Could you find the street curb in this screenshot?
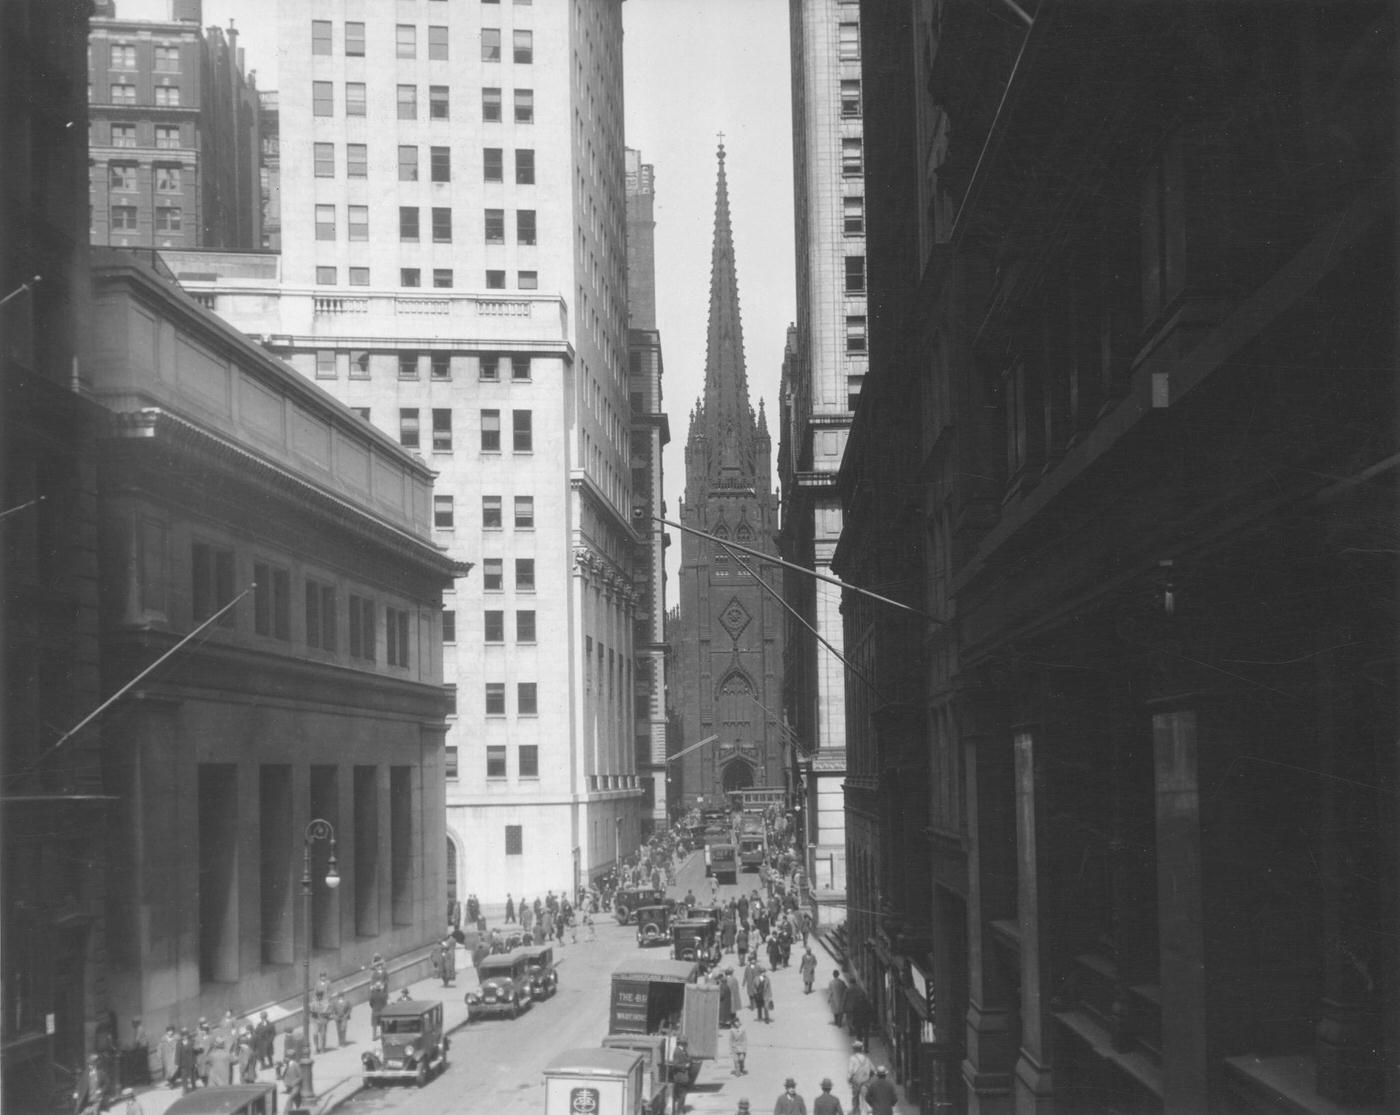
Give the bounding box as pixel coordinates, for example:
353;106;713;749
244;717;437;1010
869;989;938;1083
309;1012;476;1115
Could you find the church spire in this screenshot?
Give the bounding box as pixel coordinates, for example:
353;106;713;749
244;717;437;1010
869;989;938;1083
700;139;755;482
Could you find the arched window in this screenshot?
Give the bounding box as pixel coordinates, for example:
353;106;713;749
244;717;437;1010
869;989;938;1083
736;523;753;542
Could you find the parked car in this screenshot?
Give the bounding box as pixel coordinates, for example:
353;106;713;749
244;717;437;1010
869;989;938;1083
614;886;665;925
166;1084;279;1115
360;999;448;1088
634;905;672;947
519;943;559;999
466;949;535;1019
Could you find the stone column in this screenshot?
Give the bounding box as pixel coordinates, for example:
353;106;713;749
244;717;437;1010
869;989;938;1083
962;695;1017;1115
1012;727;1054;1115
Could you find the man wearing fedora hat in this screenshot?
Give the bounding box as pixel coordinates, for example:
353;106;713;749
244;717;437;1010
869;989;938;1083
863;1066;897;1115
774;1076;807;1115
814;1077;844;1115
735;1101;751;1114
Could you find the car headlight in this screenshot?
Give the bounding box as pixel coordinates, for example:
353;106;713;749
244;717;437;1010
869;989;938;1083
405;1044;417;1060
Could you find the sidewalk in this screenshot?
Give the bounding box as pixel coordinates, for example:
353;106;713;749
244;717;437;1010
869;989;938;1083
128;966;476;1115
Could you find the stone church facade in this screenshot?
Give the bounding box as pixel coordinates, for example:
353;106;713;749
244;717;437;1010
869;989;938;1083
674;145;787;809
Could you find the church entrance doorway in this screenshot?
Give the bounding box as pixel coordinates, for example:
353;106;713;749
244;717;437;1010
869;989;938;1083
722;760;755;793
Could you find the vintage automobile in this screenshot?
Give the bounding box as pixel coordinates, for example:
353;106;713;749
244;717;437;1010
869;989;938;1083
360;998;448;1088
634;904;672;947
519;943;559;999
705;841;738;884
466;949;535;1018
670;918;718;964
614;886;665;925
166;1084;280;1115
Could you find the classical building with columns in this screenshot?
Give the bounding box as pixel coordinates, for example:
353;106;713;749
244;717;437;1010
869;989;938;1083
674;145;787;808
841;2;1396;1112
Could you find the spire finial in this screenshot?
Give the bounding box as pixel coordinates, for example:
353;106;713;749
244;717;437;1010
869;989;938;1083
717;131;726;160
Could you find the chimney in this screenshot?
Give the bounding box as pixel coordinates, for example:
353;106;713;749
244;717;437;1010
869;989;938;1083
93;0;117;17
171;0;202;23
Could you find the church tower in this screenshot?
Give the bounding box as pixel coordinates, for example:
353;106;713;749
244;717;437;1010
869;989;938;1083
675;143;786;809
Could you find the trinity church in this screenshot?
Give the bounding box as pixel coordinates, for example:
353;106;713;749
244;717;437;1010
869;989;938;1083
673;145;787;808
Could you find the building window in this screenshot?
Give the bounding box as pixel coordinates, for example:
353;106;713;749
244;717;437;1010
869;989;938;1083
429;86;449;119
505;825;522;855
315;348;336;376
842;137;863;176
487;747;507;779
484;610;504;642
482;495;502;529
112;124;137;148
516;210;536;245
312;20;332;54
518;271;538;290
484;209;505;243
397;84;417;119
314;142;335;178
399;354;421;381
399;206;419;242
347;143;367;179
434;495;455;529
486;270;506;289
346;82;366;116
349;267;370;287
840;79;861;117
445;747;458;778
513;30;533;63
349;351;370;379
348;205;369;241
191;541;235;625
511;356;530;380
155;166;181;193
481;28;501;61
512;410;532;452
519;745;538;776
396;24;416;58
432;408;453;451
306;580;337;651
445;684;457;715
515;149;535;184
484;148;503;182
400;268;421;288
397;145;419;182
432;269;454;290
352;407;370;420
429;25;448;59
111;83;136;105
315;267;337;287
514;89;534;123
399;407;420;447
314;205;335;240
481;410;501;451
432;207;453;243
514;495;534;529
109;164;137;192
155;206;182;233
313;81;333;116
345;22;365;56
154;45;180;72
485;684;506;715
442;609;456;643
431;146;451;182
111;205;138;230
154;86;180;107
432;352;452;377
516;610;536;643
111;44;136;68
480;355;500;380
515;558;535;591
838;22;860;60
845;255;865;293
844;196;864;235
155;125;180;149
252;563;292;640
482;558;503;591
385;607;410;668
348;594;376;660
845;315;867;353
482;87;502;122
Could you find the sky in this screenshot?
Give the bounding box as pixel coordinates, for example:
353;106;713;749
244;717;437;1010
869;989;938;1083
118;0;797;590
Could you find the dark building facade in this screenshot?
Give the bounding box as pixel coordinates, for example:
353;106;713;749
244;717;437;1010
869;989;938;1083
838;1;1397;1112
88;0;262;251
675;145;787;808
2;1;107;1108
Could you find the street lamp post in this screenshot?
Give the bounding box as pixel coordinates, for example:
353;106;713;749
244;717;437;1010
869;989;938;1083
301;818;339;1101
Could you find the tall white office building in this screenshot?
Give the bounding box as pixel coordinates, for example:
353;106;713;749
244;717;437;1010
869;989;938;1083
174;0;642;902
